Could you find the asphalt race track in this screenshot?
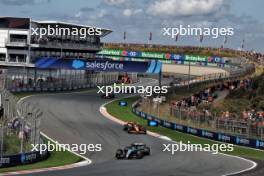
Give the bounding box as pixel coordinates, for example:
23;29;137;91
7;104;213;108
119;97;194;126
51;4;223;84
20;79;255;176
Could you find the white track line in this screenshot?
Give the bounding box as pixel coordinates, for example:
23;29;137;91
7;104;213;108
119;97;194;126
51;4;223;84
5;77;257;175
5;79;148;175
221;153;257;176
1;160;90;176
1;93;93;175
99;96;257;176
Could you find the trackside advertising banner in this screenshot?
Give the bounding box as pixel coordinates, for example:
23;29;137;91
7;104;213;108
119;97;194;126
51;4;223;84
105;56;224;67
97;49;225;64
34;57;162;73
0;150;48;168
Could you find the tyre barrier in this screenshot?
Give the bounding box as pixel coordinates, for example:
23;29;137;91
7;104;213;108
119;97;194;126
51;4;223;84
0;148;49;168
132;101;264;150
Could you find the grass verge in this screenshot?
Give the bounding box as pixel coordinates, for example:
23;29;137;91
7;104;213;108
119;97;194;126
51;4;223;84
105;96;264;161
0;145;82;173
0;92;84;173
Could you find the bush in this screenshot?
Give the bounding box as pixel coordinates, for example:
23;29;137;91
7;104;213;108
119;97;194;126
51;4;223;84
256;100;264;111
226;89;248;99
256;80;264;96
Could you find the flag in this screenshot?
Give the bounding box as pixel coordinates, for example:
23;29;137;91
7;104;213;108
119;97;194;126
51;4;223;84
224;35;227;44
175;33;179;42
123;31;126;40
199;34;203;43
241;39;245;49
221;35;227;49
149;32;152;41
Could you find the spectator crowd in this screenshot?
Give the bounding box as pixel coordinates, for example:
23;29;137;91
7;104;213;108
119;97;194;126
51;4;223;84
170;78;264;135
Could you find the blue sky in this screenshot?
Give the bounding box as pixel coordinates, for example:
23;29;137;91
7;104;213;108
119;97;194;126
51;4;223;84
0;0;263;53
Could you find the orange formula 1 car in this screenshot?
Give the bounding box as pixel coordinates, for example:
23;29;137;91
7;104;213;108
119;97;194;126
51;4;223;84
123;122;147;134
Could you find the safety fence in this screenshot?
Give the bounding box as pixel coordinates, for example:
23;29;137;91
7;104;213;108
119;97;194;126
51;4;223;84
139;63;262;140
171;62;255;88
0;70;48;168
132;101;264;150
4;68;128;93
167;63;262;140
170;108;264;140
131;61;262;149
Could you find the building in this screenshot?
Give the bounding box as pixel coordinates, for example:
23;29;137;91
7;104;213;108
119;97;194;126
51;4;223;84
0;17;111;67
0;17;120;92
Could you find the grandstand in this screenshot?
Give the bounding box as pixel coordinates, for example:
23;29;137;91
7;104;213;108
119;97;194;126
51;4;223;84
0;17;119;91
0;18;262;92
0;17;111;67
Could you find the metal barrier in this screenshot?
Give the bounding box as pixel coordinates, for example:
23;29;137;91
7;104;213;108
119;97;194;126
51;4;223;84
132;101;264;150
5;69;120;93
131;60;262;149
172;63;255;87
0;70;48;168
169;108;264;140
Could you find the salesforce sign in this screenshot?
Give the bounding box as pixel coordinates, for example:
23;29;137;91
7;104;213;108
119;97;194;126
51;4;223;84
86;60;124;71
35;57;162;73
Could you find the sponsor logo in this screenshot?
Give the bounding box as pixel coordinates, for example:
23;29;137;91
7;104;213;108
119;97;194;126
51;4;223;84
236;137;250;145
163;121;172;128
218;134;231;142
202;130;214;138
146;115;153;120
174;124;184;131
72;60;85;69
119;101;127;107
256;140;264;148
86;61;124;71
187;127;198;134
141;112;146;118
148;120;158;127
21;153;37;163
0;157;10;167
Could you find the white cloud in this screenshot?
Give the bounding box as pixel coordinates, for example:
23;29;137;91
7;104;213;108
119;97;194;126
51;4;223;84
75;12;82;18
147;0;224;17
104;0;127;6
123;8;142;17
123;9;132;16
0;0;50;5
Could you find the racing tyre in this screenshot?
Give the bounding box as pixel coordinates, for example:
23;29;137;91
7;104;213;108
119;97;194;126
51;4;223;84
144;147;150;155
143;128;147;134
123;125;128;131
116;149;124;159
136;151;144;159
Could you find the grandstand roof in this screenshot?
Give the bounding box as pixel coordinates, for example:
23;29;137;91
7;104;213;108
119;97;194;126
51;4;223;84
0;17;112;37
